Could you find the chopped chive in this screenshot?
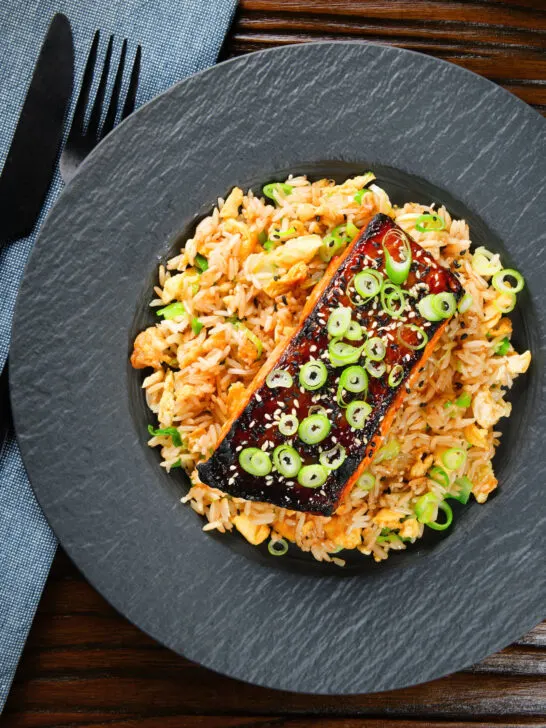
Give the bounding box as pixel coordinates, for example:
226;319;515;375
495;337;510;356
191;317;203;335
156;302;186;319
195;253;209;272
148;424;183;448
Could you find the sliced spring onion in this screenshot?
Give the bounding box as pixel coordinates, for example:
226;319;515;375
257;230;267;245
354;187;372;204
273;445;302;478
346;400;372;429
374;438;401;463
269;225;297;241
263;239;276;252
455;391;472;408
492;268;525;294
195;253;209;272
328;338;363;367
382;229;412;285
345;320;364;341
364;337;386;361
337;365;368;407
191;317;203;336
493;292;516;313
356;472;375;491
380;282;406;318
425;501;453;531
238;447;272;476
298;414;331;445
268;538;289;556
388;364;404;388
365;359;386;378
299;360;328;390
415;213;445;233
353;269;383;300
237;323;263;360
266;369;293;389
319;232;344;262
319;222;359;262
327;306;352;337
278;414;298;436
147;424;183;447
448;475;473;504
415;492;439;523
428;466;450;489
298;464;329;488
458;292;473;313
441;447;467;471
308;405;328;417
471;246;502;276
397;324;428;351
262;182;293;202
170;459;183;469
417;294;442;322
340;365;368;393
433;292;457;318
495;337;510;356
156;302;186;319
319;443;347;470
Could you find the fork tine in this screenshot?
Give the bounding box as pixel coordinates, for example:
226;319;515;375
121;45;142;120
68;30;100;138
87;35;114;139
102;39;127;137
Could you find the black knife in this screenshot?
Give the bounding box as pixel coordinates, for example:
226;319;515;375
0;13;74;245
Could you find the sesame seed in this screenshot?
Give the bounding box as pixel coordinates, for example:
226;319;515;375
310;345;317;352
235;445;242;452
294;399;300;408
265;414;272;421
228;477;235;485
255;394;262;402
249;421;255;428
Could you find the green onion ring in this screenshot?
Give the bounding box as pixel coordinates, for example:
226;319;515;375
415;213;445;233
441;447;467;471
458;292;473;313
356;471;375;491
425;501;453;531
364;336;386;361
266;369;293;388
298;464;329;488
397;324;429;351
319;443;347;470
346;400;372;429
299;360;328;390
298;414;331;445
327;306;352;337
365;359;386;378
278;414;298;436
239;447;272;476
328;338;363;367
268;538;289;556
273;445;302;478
388;364;404;388
448;475;473;504
492;268;525;294
382;229;412;285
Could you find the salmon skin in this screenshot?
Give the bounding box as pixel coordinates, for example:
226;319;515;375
198;213;463;515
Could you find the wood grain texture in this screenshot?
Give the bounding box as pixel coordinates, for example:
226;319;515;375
4;2;546;725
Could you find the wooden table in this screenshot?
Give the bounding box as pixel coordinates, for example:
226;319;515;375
4;2;546;725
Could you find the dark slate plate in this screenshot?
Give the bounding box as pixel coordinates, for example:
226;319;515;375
9;42;546;694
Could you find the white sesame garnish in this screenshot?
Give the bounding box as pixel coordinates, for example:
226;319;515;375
310;345;317;353
228;477;235;485
294;399;300;408
235;445;242;452
255;394;262;402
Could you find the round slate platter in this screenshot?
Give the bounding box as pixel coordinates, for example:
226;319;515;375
10;42;546;694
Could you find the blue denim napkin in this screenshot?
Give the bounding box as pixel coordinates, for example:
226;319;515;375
0;0;237;709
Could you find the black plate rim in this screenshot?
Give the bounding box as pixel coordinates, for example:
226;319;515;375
9;41;546;695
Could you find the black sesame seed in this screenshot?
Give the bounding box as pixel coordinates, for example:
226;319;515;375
454;381;463;390
461;333;468;340
454;261;461;269
315;215;321;222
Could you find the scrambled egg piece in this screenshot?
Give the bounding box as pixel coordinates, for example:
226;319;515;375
399;518;420;540
131;327;169;369
324;515;361;550
220;187;244;219
372;508;404;530
243;234;322;291
226;382;246;417
472;389;511;429
507;350;531;376
233;515;270;545
264;261;309;298
464;423;489;449
272;519;296;543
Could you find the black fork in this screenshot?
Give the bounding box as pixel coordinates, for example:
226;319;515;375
60;32;141;184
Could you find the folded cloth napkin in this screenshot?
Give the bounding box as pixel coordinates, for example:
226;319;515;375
0;0;237;709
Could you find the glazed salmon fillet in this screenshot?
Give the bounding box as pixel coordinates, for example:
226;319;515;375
197;213;463;515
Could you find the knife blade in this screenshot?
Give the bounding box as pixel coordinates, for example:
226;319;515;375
0;13;74;245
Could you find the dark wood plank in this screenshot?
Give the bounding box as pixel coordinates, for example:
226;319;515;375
5;3;546;725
